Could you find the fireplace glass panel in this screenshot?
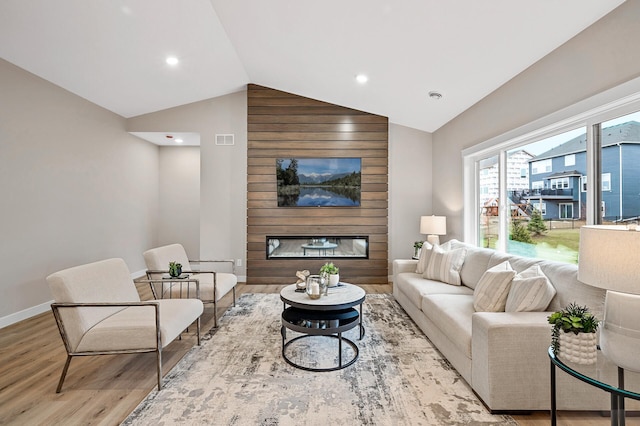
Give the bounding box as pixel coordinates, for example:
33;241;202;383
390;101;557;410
266;236;368;259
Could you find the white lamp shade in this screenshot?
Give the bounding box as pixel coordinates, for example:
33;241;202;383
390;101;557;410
577;225;640;294
600;291;640;372
420;216;446;236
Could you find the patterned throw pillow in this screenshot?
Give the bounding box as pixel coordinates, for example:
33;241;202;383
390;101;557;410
505;265;556;312
423;244;466;285
473;261;516;312
414;241;433;274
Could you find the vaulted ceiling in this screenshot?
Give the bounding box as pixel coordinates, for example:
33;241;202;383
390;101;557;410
0;0;626;133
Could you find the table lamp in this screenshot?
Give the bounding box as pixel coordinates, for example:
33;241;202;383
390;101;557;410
420;215;447;246
577;225;640;372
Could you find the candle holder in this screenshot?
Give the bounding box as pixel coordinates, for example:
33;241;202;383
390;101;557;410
305;275;326;299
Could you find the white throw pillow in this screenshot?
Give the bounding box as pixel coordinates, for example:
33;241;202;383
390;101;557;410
473;261;516;312
505;265;556;312
423;244;466;286
414;241;433;274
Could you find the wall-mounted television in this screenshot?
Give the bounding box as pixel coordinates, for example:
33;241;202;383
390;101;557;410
276;158;361;207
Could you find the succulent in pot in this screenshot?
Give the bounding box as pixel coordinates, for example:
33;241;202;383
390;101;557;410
168;261;183;277
548;302;599;364
319;262;340;287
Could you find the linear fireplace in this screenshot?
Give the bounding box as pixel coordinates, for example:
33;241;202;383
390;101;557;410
266;236;369;259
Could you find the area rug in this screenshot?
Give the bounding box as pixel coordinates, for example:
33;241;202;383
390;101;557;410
123;294;516;426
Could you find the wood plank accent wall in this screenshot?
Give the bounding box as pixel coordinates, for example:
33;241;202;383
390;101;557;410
247;84;389;285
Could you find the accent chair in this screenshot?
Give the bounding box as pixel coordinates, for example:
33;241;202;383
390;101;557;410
143;243;237;327
46;258;203;392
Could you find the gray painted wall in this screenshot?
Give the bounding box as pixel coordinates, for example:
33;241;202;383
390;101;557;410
127;92;248;277
0;58;160;325
157;146;200;257
389;123;433;263
432;1;640;240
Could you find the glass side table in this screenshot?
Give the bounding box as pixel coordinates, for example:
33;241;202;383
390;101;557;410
549;347;640;426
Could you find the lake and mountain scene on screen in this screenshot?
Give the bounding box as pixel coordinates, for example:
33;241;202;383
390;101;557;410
276;158;361;207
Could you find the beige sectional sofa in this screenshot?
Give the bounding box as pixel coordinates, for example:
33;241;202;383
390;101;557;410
393;239;637;412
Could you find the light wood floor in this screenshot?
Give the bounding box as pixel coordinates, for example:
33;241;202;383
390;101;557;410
0;282;617;425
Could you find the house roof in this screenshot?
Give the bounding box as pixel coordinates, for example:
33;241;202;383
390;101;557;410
531;121;640;161
546;170;582;178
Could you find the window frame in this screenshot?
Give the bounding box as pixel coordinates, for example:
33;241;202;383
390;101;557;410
462;76;640;249
559;203;574;219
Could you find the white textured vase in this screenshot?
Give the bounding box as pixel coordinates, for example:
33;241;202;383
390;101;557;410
557;332;597;365
328;274;340;287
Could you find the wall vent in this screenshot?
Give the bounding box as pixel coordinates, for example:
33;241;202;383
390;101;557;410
215;134;235;146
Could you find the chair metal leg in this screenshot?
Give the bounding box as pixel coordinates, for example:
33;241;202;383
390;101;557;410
56;355;73;393
233;286;236;307
157;348;163;391
197;316;201;346
214;299;218;328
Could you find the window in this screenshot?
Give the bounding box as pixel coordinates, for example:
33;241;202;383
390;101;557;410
464;82;640;266
478;155;500;248
564;154;576;166
533;202;547;215
583;174;612;192
559;203;573;219
602;173;611;192
550;177;569;189
531;159;552;174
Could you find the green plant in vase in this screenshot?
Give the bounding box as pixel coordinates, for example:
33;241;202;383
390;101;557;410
319;262;340;287
168;261;182;277
413;241;424;258
548;302;599;364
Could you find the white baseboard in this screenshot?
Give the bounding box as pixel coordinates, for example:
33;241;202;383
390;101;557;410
0;300;53;329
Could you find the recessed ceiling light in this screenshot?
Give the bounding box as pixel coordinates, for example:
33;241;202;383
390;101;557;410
428;91;443;100
166;56;179;66
175;138;183;143
356;74;368;84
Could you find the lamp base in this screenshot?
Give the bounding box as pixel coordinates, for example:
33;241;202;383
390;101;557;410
426;235;440;246
601;291;640;373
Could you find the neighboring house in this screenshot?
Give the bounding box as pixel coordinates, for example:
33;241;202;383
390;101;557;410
479;149;533;206
524;121;640;221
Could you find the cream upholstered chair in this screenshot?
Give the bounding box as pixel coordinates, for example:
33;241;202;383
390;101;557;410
46;258;203;393
143;243;237;327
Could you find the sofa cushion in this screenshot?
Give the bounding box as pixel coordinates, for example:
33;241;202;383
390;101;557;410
505;265;556;312
423;245;467;285
488;251;541;274
473;261;516;312
395;272;474;308
540;261;605;316
450;240;496;290
422;294;474;358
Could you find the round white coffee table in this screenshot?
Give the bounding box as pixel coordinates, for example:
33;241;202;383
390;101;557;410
280;282;365;371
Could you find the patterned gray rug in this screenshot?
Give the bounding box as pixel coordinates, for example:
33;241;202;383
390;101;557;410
123;294;516;426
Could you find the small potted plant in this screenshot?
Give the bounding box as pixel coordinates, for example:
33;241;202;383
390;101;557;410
413;241;424;258
319;262;340;287
168;261;182;278
548;302;599;365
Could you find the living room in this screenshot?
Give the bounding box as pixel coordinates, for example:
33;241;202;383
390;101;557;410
2;1;640;424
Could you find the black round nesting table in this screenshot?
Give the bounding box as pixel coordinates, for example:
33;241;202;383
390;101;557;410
280;283;365;372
